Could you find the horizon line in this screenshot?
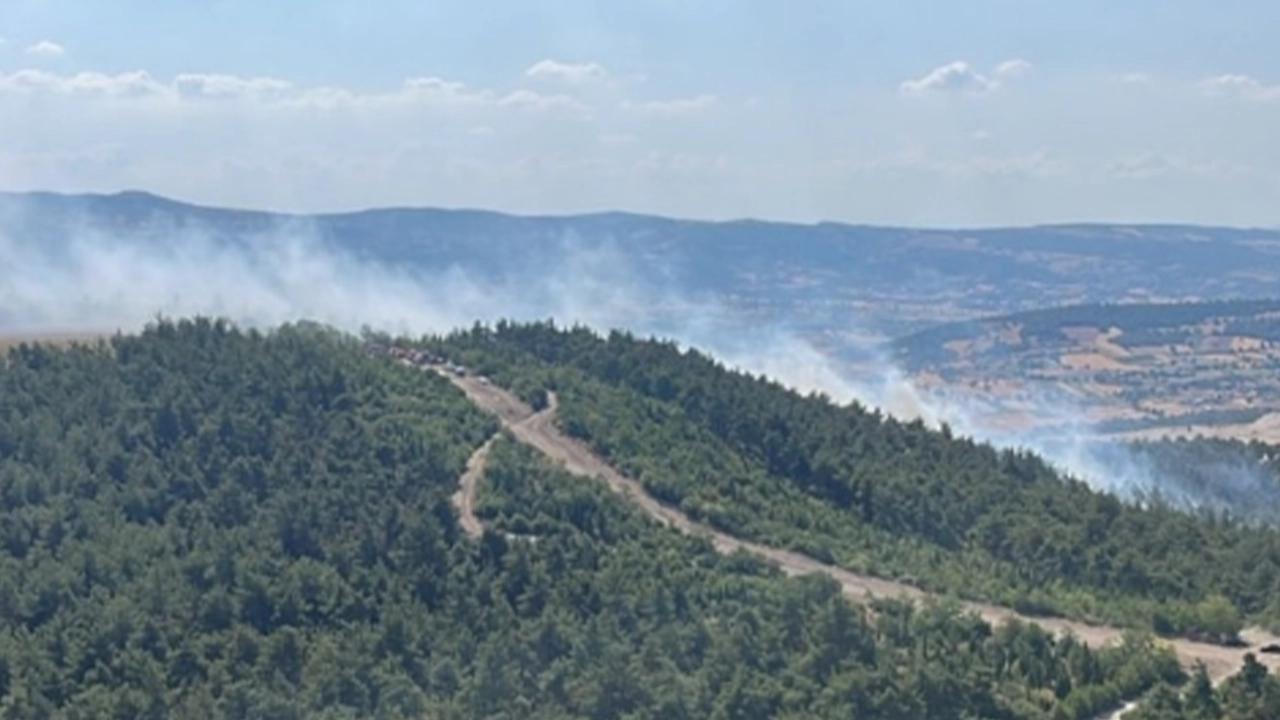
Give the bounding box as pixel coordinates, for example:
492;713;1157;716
4;186;1279;234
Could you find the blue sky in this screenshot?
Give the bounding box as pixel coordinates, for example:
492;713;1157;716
2;1;1279;225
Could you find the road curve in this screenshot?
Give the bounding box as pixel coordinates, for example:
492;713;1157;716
432;364;1280;686
452;435;497;540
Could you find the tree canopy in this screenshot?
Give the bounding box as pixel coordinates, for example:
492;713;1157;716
432;321;1280;636
0;318;1204;718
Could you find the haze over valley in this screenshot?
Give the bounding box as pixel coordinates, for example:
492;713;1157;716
7;190;1280;516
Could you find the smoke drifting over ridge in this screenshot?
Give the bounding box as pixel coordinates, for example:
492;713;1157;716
0;208;665;337
3;200;1277;519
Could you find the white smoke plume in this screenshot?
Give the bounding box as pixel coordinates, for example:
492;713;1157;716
2;198;1276;519
0;205;670;337
726;337;1280;520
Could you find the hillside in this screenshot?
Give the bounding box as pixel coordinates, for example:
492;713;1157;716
4;319;1279;718
6;191;1280;340
428;322;1280;636
0;319;1213;719
892;300;1280;441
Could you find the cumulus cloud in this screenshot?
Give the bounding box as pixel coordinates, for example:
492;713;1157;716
900;61;994;96
25;40;65;58
994;58;1033;79
1200;73;1280;101
0;69;168;97
525;59;608;84
899;59;1031;96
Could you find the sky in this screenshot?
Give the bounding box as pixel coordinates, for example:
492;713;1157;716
2;1;1279;226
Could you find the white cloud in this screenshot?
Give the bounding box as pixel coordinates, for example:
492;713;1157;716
0;68;506;110
525;59;608;84
900;61;994;96
1200;74;1280;101
0;69;168;97
402;76;469;96
3;59;1277;226
899;59;1031;96
0;66;595;119
622;94;718;117
994;58;1033;79
277;76;497;110
175;73;293;99
25;40;65;58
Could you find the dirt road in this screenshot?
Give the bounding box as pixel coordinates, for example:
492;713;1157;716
451;435;497;540
434;365;1280;686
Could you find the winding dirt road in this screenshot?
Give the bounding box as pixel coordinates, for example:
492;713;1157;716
451;435;496;540
432;364;1280;687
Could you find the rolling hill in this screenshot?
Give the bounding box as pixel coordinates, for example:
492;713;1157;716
6;190;1280;340
4;319;1280;718
893;299;1280;439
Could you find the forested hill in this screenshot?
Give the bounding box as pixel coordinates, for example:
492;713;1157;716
2;319;1279;718
0;318;1218;719
431;322;1280;638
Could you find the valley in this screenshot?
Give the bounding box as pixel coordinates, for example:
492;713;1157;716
892;300;1280;442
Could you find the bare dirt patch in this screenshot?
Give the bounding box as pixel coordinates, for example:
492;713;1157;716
452;436;498;540
1117;412;1280;445
1060;352;1132;372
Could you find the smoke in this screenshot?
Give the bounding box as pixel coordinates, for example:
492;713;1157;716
743;337;1280;522
3;198;1277;520
650;282;1280;520
0;204;684;337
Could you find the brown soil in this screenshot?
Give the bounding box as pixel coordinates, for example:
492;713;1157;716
1061;352;1131;372
451;436;497;540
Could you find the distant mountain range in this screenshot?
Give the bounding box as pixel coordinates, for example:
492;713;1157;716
5;190;1280;341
